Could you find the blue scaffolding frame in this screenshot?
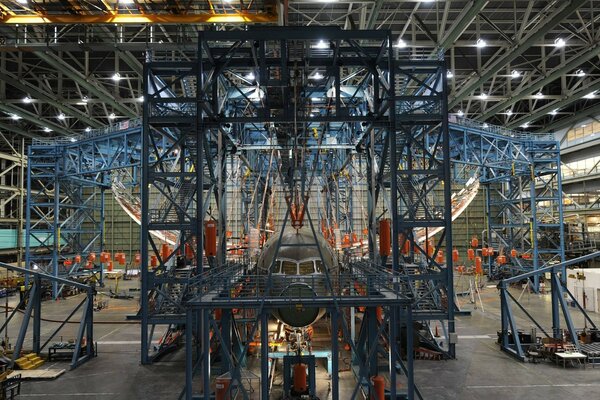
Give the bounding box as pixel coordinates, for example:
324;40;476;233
25;123;142;297
449;119;565;290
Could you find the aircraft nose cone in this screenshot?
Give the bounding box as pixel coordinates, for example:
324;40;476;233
276;283;319;328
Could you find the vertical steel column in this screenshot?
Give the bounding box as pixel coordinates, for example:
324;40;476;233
24;147;33;287
389;305;397;400
330;307;339;400
17;137;25;269
406;306;414;400
186;309;193;400
555;151;566;279
441;63;455;358
259;309;269;400
202;309;210;400
140;60;151;365
261;312;269;399
32;275;41;354
52;157;60;298
529;163;540;292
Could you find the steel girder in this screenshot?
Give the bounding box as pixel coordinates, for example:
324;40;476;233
450;0;588;108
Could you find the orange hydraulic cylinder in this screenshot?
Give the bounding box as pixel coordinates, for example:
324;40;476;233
161;243;171;260
426;239;435;258
471;237;479;248
185;243;194;260
215;377;230;400
452;248;459;263
205;220;217;257
475;256;483;275
379;219;391;257
435;250;444;264
510;248;518;258
107;261;113;272
74;254;81;263
467;248;475;261
293;364;308;393
371;376;385;400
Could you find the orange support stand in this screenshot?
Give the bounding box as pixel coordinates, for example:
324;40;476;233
371;376;385;400
205;220;217;257
475;256;483;275
379;219;391;257
467;248;475;261
293;364;308;393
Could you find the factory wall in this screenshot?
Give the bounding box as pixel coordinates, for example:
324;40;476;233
567;268;600;313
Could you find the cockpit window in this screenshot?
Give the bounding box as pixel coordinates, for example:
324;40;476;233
314;260;323;273
299;261;315;275
282;261;297;275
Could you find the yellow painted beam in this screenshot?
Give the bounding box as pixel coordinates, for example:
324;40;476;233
0;12;278;24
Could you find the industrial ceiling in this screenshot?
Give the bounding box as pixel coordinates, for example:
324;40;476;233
0;0;598;139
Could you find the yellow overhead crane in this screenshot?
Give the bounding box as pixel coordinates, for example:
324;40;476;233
0;0;278;24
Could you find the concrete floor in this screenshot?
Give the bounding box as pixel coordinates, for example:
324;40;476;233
4;276;600;399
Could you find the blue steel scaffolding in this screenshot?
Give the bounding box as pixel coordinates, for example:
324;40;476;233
449;118;565;290
138;27;452;399
25;123;142;297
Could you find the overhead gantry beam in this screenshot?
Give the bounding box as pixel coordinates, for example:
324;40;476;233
0;103;71;137
479;41;600;121
0;121;41;140
0;14;278;25
449;0;588;109
508;79;600;129
542;102;600;133
435;0;489;54
35;51;136;119
0;69;103;129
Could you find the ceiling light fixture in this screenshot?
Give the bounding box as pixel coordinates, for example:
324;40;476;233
549;109;559;115
311;72;324;80
137;96;144;102
315;40;329;49
43;127;51;132
506;109;513;116
109;113;116;120
534;92;544;98
245;72;255;81
446;71;453;78
554;38;566;48
11;114;21;120
584;91;596;99
85;127;91;132
521;122;530;128
483;123;489;128
112;72;121;81
476;38;487;48
457;110;464;116
576;69;586;77
395;38;407;48
23;96;32;103
57;113;65;120
479;93;488;100
82;96;89;103
511;70;521;78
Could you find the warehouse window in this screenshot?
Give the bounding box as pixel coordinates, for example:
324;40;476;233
566;121;600;144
